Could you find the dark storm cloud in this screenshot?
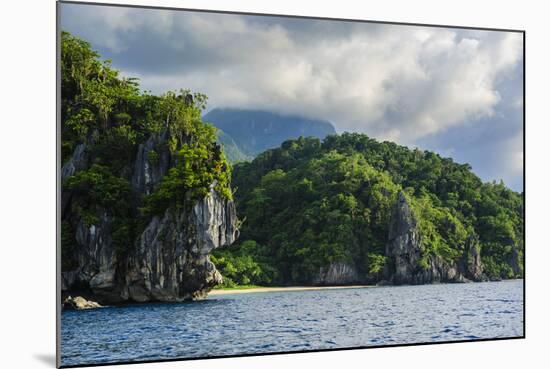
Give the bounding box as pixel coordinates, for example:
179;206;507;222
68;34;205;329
60;2;524;190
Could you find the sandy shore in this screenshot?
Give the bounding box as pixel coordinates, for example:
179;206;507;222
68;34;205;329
209;285;374;296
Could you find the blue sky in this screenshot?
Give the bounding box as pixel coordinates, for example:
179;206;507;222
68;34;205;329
61;3;524;191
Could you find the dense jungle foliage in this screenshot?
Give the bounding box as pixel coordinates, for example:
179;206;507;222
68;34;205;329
213;134;524;286
61;32;523;286
61;32;231;269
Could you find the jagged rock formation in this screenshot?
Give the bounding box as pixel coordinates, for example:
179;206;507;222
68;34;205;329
61;132;239;304
62;296;102;310
313;262;359;285
384;192;485;285
461;234;484;281
61;143;88;179
131;131;171;195
384;192;424;284
123;191;237;302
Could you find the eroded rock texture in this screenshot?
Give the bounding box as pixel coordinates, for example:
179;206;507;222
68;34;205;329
384;192;486;285
61;132;238;304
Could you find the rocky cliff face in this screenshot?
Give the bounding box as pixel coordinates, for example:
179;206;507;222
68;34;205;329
313;262;359;285
61;132;238;304
384;192;485;285
311;191;487;286
131;131;172;195
123;190;237;302
461;234;484;281
384;192;424;284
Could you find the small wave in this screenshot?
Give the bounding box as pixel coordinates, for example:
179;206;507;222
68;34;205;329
487;299;515;303
371;321;396;327
257;343;276;349
290;343;311;348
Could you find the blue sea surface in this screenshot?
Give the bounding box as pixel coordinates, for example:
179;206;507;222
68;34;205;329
60;280;524;367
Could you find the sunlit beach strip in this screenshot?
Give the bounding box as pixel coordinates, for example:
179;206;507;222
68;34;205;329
208;285;374;296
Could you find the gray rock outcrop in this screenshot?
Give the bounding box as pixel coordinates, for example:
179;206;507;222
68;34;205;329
131;131;171;195
61;143;88;180
384;191;485;285
62;296;102;310
314;262;359;285
73;211;121;302
462;234;484;281
384;191;434;284
124;190;237;302
61;131;239;304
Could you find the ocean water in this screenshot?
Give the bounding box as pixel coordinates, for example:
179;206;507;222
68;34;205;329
60;280;524;367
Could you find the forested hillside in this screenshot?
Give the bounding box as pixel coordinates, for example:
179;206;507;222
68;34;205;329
60;31;523;292
61;30;232;219
61;31;238;303
212;134;524;286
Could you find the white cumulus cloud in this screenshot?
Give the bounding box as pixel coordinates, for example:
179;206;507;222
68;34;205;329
61;3;524;189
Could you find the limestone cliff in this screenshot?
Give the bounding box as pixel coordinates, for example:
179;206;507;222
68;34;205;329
313;262;359;285
61;131;238;304
123;191;237;302
384;191;485;285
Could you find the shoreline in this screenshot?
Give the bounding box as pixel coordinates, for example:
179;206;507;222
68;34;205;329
208;278;524;296
208;285;375;296
60;280;523;310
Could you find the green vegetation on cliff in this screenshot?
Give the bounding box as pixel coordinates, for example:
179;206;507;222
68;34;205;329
61;32;232;267
213;134;524;285
61;32;523;287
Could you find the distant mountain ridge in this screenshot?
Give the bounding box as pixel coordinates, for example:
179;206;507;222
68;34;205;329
216;129;253;164
204;108;336;160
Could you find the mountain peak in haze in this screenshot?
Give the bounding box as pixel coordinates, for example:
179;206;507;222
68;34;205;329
204;108;336;158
